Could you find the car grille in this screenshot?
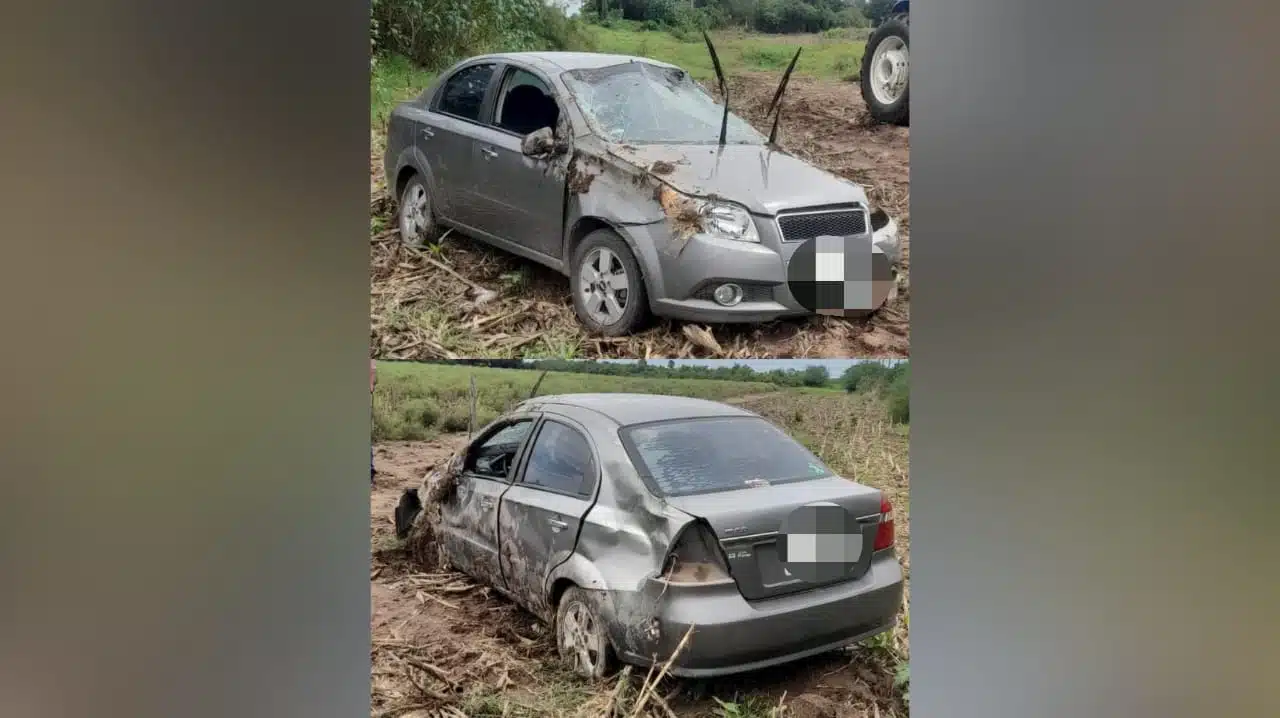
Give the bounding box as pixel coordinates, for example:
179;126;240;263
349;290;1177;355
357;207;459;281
690;282;776;303
776;208;868;242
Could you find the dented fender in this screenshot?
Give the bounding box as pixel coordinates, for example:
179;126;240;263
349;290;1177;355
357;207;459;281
561;144;674;299
561;502;696;655
392;144;442;211
544;447;702;655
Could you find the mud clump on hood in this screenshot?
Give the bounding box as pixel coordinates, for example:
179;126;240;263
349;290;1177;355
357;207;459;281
656;184;704;253
648;160;677;175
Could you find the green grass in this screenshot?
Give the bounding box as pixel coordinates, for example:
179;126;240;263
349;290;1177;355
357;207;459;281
373;361;780;441
585;25;866;82
370;54;436;127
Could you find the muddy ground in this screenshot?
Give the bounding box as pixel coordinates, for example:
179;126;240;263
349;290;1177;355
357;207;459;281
370;73;909;360
370;392;909;718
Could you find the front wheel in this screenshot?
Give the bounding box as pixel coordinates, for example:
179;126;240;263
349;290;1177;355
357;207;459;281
860;16;910;126
570;229;650;337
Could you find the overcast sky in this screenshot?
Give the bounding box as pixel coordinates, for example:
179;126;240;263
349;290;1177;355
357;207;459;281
557;0;584;16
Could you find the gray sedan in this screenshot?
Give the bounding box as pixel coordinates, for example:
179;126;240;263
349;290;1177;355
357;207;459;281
383;52;902;336
410;393;904;678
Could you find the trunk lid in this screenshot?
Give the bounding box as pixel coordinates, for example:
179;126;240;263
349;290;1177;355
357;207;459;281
665;477;884;601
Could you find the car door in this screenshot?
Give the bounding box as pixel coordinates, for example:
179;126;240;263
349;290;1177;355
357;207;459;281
498;415;599;617
437;416;535;591
422;61;501;227
466;65;568;261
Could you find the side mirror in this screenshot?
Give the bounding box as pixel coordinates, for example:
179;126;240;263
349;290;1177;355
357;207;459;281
521;127;558;158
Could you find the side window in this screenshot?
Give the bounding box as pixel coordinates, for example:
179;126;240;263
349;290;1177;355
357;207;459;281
521;422;595;496
494;68;561;136
465;419;532;480
438;63;496;122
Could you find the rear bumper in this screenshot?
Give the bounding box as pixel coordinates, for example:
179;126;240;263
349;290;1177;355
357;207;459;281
616;553;905;678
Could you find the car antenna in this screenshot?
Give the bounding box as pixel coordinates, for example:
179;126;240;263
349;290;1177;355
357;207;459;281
766;47;803;145
702;31;729;147
527;370;548;400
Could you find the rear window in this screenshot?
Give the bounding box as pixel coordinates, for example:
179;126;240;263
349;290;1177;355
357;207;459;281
620;416;832;497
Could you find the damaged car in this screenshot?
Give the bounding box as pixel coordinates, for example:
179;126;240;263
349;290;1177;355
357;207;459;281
383;49;903;336
397;394;905;679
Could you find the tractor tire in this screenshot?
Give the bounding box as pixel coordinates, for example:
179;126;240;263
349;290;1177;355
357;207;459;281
860;15;910;126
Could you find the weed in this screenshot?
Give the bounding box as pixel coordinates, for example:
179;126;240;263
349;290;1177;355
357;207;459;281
500;269;530;293
894;662;911;705
713;695;781;718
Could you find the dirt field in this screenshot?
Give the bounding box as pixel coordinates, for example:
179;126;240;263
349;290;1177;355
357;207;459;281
370;392;910;718
369;74;909;360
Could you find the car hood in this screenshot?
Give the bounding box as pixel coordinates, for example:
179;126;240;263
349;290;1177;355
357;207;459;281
606;143;869;216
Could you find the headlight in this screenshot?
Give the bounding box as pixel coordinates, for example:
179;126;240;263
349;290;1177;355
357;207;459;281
699;201;760;243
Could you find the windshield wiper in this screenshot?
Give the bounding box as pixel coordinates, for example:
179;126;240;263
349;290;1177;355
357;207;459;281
702;31;729;146
767;48;803;145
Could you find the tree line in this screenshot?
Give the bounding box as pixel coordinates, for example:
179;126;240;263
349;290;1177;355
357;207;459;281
405;358;909;423
587;0;904;35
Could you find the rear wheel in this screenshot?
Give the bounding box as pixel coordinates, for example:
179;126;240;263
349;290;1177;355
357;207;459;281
397;174;438;249
570;229;650;336
555;588;617;679
860;15;910;126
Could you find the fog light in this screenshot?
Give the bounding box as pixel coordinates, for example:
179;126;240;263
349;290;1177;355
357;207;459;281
712;283;744;306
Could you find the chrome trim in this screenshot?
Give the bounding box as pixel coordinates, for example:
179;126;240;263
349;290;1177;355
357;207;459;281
718;512;881;546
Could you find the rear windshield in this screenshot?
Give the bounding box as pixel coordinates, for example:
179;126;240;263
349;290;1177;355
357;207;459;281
620;416;832;497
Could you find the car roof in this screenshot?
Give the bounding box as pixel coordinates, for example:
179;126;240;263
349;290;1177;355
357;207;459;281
524;393;754;427
468;51;679;73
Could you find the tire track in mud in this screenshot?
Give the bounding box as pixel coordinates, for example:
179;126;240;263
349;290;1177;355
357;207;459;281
370;427;906;717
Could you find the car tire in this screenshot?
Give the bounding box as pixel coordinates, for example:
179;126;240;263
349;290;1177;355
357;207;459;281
859;15;910;126
555;587;617;679
396;174;438;249
570;229;650;337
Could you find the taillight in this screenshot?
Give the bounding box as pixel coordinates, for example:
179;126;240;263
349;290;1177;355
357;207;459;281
661;521;733;584
874;495;895;551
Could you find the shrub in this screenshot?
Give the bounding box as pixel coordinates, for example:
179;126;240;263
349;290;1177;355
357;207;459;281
800;365;830;387
842;362;892;393
370;0;592;71
886;365;910;424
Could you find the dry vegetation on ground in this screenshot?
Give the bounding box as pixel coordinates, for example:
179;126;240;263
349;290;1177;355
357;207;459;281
370;73;909;360
370;385;909;718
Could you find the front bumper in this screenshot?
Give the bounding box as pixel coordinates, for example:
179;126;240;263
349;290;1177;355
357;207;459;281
620;213;902;324
614;553;905;678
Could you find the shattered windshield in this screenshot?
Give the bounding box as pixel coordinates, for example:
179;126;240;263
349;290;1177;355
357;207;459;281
563;62;765;145
620;417;832;497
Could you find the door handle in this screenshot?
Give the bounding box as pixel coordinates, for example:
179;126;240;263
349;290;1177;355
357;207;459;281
547;518;569;532
478;497;495;509
420;127;435;139
480;147;498;160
